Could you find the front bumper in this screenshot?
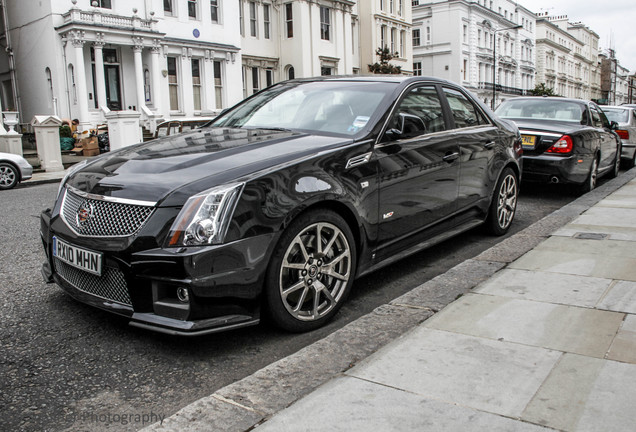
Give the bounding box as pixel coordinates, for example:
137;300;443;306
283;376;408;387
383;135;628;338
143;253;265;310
41;208;278;336
521;153;591;185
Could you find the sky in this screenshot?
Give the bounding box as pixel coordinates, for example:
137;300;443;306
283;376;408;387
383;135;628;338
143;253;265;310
517;0;636;74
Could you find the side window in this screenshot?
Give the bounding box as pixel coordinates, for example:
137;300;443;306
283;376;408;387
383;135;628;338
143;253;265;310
388;85;446;139
443;87;488;128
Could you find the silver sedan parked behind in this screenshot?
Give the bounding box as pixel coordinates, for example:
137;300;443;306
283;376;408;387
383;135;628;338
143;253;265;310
603;106;636;168
0;152;33;189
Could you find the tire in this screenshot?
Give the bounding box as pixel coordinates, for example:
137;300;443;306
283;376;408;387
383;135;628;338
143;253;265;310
608;144;621;179
579;156;599;194
485;167;518;236
264;209;357;332
623;153;636;170
0;162;19;190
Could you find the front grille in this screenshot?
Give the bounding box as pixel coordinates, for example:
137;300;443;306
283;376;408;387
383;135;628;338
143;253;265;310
61;188;155;237
54;258;132;306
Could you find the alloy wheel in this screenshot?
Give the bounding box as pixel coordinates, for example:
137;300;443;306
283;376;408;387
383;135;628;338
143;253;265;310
0;164;18;189
496;173;517;230
279;222;351;321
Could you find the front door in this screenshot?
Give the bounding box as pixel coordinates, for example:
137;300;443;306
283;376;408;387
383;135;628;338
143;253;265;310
104;64;122;111
374;84;459;261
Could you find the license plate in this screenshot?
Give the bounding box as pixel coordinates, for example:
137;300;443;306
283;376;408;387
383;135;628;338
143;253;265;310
52;236;103;276
521;135;536;149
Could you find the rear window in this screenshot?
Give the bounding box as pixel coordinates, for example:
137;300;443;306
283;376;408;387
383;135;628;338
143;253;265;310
496;99;585;123
602;108;629;123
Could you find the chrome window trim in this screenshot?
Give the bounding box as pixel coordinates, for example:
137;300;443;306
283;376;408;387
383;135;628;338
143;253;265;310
66;185;157;207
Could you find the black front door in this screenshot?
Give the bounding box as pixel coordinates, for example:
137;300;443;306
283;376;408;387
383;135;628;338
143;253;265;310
104;64;122;111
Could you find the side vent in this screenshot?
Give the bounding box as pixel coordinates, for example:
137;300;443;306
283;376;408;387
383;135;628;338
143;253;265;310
346;152;372;169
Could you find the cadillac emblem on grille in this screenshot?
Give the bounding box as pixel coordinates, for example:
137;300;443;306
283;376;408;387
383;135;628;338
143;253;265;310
76;201;95;227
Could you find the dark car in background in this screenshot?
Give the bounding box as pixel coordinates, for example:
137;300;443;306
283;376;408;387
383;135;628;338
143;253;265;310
41;76;522;336
495;97;621;193
602;105;636;168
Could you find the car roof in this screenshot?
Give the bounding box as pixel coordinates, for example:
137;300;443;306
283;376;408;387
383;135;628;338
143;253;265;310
286;75;458;87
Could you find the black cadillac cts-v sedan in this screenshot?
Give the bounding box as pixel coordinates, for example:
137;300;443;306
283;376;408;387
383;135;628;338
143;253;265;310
41;76;522;335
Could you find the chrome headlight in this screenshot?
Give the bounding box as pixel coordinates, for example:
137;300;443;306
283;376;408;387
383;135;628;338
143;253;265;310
56;159;89;199
167;183;244;247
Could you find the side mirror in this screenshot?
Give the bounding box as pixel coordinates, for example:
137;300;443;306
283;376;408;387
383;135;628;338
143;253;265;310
610;120;619;130
385;112;427;141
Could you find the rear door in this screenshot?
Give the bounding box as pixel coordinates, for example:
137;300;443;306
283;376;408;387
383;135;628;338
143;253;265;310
441;86;502;218
374;84;459;260
590;104;618;170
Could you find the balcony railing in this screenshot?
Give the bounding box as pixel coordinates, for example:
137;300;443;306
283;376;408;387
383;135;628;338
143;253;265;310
62;7;157;31
478;82;533;96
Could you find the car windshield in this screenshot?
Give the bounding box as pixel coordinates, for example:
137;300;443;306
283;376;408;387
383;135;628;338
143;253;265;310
603;108;629;123
210;81;396;136
496;99;586;123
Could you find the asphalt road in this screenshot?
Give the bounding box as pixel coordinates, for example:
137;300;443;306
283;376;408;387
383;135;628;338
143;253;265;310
0;179;594;431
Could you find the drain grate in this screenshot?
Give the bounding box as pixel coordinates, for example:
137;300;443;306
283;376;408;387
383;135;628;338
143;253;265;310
573;232;609;240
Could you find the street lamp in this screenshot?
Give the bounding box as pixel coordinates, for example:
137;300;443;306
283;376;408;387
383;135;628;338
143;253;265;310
492;24;522;110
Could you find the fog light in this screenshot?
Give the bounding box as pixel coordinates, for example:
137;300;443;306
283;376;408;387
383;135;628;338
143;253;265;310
176;287;190;303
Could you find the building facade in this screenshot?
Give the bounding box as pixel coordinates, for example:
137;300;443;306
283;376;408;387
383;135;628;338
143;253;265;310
535;13;601;101
359;0;412;74
412;0;536;108
0;0;361;133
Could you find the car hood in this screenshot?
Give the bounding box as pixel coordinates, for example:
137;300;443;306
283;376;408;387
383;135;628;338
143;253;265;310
65;128;353;206
506;119;585;135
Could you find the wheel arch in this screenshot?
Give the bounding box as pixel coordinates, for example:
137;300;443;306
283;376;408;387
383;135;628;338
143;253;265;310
281;199;365;263
0;160;21;183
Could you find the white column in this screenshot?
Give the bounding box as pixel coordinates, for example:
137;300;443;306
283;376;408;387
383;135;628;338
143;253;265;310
343;9;353;74
71;33;90;130
133;40;146;111
150;43;163;115
93;39;108;112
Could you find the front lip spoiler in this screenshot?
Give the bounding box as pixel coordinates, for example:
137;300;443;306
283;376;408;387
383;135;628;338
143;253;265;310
129;314;260;336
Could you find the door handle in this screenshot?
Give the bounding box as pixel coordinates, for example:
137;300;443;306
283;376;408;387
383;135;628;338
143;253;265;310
442;152;459;163
483;141;496;149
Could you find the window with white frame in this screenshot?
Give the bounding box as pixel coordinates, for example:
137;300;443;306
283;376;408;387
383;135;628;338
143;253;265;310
239;0;244;36
412;0;419;5
400;31;405;57
264;4;271;39
210;0;219;23
144;68;151;102
390;28;396;53
188;0;198;19
167;57;180;111
380;0;384;11
426;26;431;44
192;58;202;110
320;6;330;40
164;0;174;15
398;0;403;15
252;67;259;94
95;0;111;8
214;60;223;108
381;25;386;49
249;1;257;37
413;62;422;76
413;28;420;46
285;3;293;38
390;0;394;14
266;69;273;87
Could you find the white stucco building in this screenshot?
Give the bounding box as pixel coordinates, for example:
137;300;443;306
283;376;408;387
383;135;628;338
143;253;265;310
535;13;601;101
0;0;361;134
359;0;412;74
412;0;536;108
